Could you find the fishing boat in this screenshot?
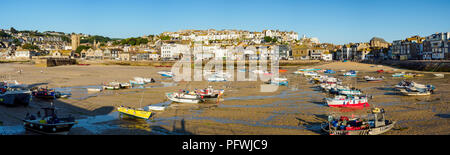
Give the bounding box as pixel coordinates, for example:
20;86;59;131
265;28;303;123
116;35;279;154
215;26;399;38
364;76;384;82
158;71;173;77
321;108;395;135
325;95;369;108
293;70;304;75
23;106;77;135
32;87;60;99
402;73;415;78
129;80;145;85
166;92;204;104
279;69;288;73
0;82;32;106
195;86;224;98
117;106;152;119
266;77;288;86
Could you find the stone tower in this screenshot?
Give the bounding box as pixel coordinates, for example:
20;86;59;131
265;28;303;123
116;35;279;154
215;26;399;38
71;34;80;51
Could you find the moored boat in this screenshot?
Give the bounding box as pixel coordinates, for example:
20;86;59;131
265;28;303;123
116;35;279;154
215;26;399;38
117;106;152;119
23;106;77;135
325;95;369;108
32;87;59;99
0;83;32;106
195;86;224;98
158;71;173;77
321;108;395;135
166;92;204;104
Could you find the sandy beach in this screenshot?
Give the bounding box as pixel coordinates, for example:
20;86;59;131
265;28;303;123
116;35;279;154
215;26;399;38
0;61;448;135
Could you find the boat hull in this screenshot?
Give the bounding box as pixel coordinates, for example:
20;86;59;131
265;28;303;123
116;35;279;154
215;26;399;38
117;107;152;119
23;120;76;135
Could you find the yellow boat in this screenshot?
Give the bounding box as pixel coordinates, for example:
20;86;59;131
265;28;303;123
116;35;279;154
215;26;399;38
117;106;152;119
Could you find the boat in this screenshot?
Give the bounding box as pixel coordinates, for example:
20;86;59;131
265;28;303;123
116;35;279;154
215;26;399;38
117;106;152;119
392;73;405;77
303;72;318;76
394;80;435;91
77;64;90;66
195;86;224;98
399;88;432;96
266;77;288;86
158;71;173;77
434;74;444;78
32;87;60;99
279;69;288;73
402;73;415;78
129;80;145;85
119;83;131;89
207;75;227;82
0;82;32;106
343;70;357;77
324;70;336;74
103;82;120;90
23;106;77;135
299;68;321;72
364;76;384;82
338;89;363;96
376;69;384;73
144;105;167;111
321;108;395;135
166;92;204;104
238;69;247;72
293;70;304;75
325;95;369;108
87;88;102;92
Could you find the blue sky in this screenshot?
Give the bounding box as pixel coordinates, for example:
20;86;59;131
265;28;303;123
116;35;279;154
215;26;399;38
1;0;449;44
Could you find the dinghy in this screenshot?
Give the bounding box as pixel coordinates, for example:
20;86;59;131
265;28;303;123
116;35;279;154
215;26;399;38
166;92;204;104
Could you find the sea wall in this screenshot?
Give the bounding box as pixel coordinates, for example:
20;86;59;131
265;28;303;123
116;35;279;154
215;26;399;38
362;60;450;72
32;57;77;67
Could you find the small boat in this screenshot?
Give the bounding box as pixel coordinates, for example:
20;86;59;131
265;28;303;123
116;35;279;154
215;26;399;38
195;86;224;98
77;64;90;66
103;82;120;90
303;72;318;76
32;87;59;99
23;106;77;135
0;82;32;106
238;69;247;72
399;88;432;96
324;70;336;74
402;73;415;78
392;73;405;77
166;92;204;104
364;76;384;82
325;95;369;108
87;88;102;92
376;69;384;73
158;71;173;77
434;74;444;78
321;108;395;135
338;89;363;96
343;70;357;77
119;83;131;89
279;69;288;73
299;68;321;72
144;105;167;111
117;106;152;119
129;80;145;85
266;77;288;86
293;70;304;75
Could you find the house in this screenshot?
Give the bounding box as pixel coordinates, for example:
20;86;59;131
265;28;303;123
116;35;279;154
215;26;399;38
321;51;333;61
291;45;310;60
425;32;449;60
118;51;130;61
15;50;36;59
161;42;190;60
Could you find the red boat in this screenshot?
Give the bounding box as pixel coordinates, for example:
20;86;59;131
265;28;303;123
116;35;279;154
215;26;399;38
279;69;288;73
376;70;384;73
78;64;90;66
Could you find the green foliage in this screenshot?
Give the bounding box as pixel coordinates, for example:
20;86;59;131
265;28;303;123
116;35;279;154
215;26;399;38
264;36;277;43
10;27;18;33
75;45;91;54
159;35;171;40
22;43;40;50
80;35;113;44
0;31;11;37
117;37;148;46
12;39;21;46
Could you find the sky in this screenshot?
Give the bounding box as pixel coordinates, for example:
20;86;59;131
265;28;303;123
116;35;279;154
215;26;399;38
1;0;449;44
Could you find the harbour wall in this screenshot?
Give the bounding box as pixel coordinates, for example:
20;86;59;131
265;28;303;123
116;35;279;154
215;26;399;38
361;60;450;72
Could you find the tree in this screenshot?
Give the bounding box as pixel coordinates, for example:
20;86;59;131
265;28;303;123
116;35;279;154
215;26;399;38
22;43;40;50
10;27;18;33
160;35;170;40
0;31;11;37
264;36;273;43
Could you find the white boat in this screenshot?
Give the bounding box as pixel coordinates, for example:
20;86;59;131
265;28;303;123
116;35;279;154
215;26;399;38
434;74;444;78
325;95;369;108
87;88;102;92
303;72;318;76
166;92;203;104
195;86;224;98
400;88;431;96
144;105;167;111
158;71;173;77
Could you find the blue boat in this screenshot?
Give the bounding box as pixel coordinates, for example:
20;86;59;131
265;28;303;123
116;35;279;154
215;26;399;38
299;68;321;72
32;87;59;99
324;70;336;74
158;71;173;77
343;70;357;77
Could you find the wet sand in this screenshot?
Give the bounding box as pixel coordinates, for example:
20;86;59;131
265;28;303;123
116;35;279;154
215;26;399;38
0;62;449;135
